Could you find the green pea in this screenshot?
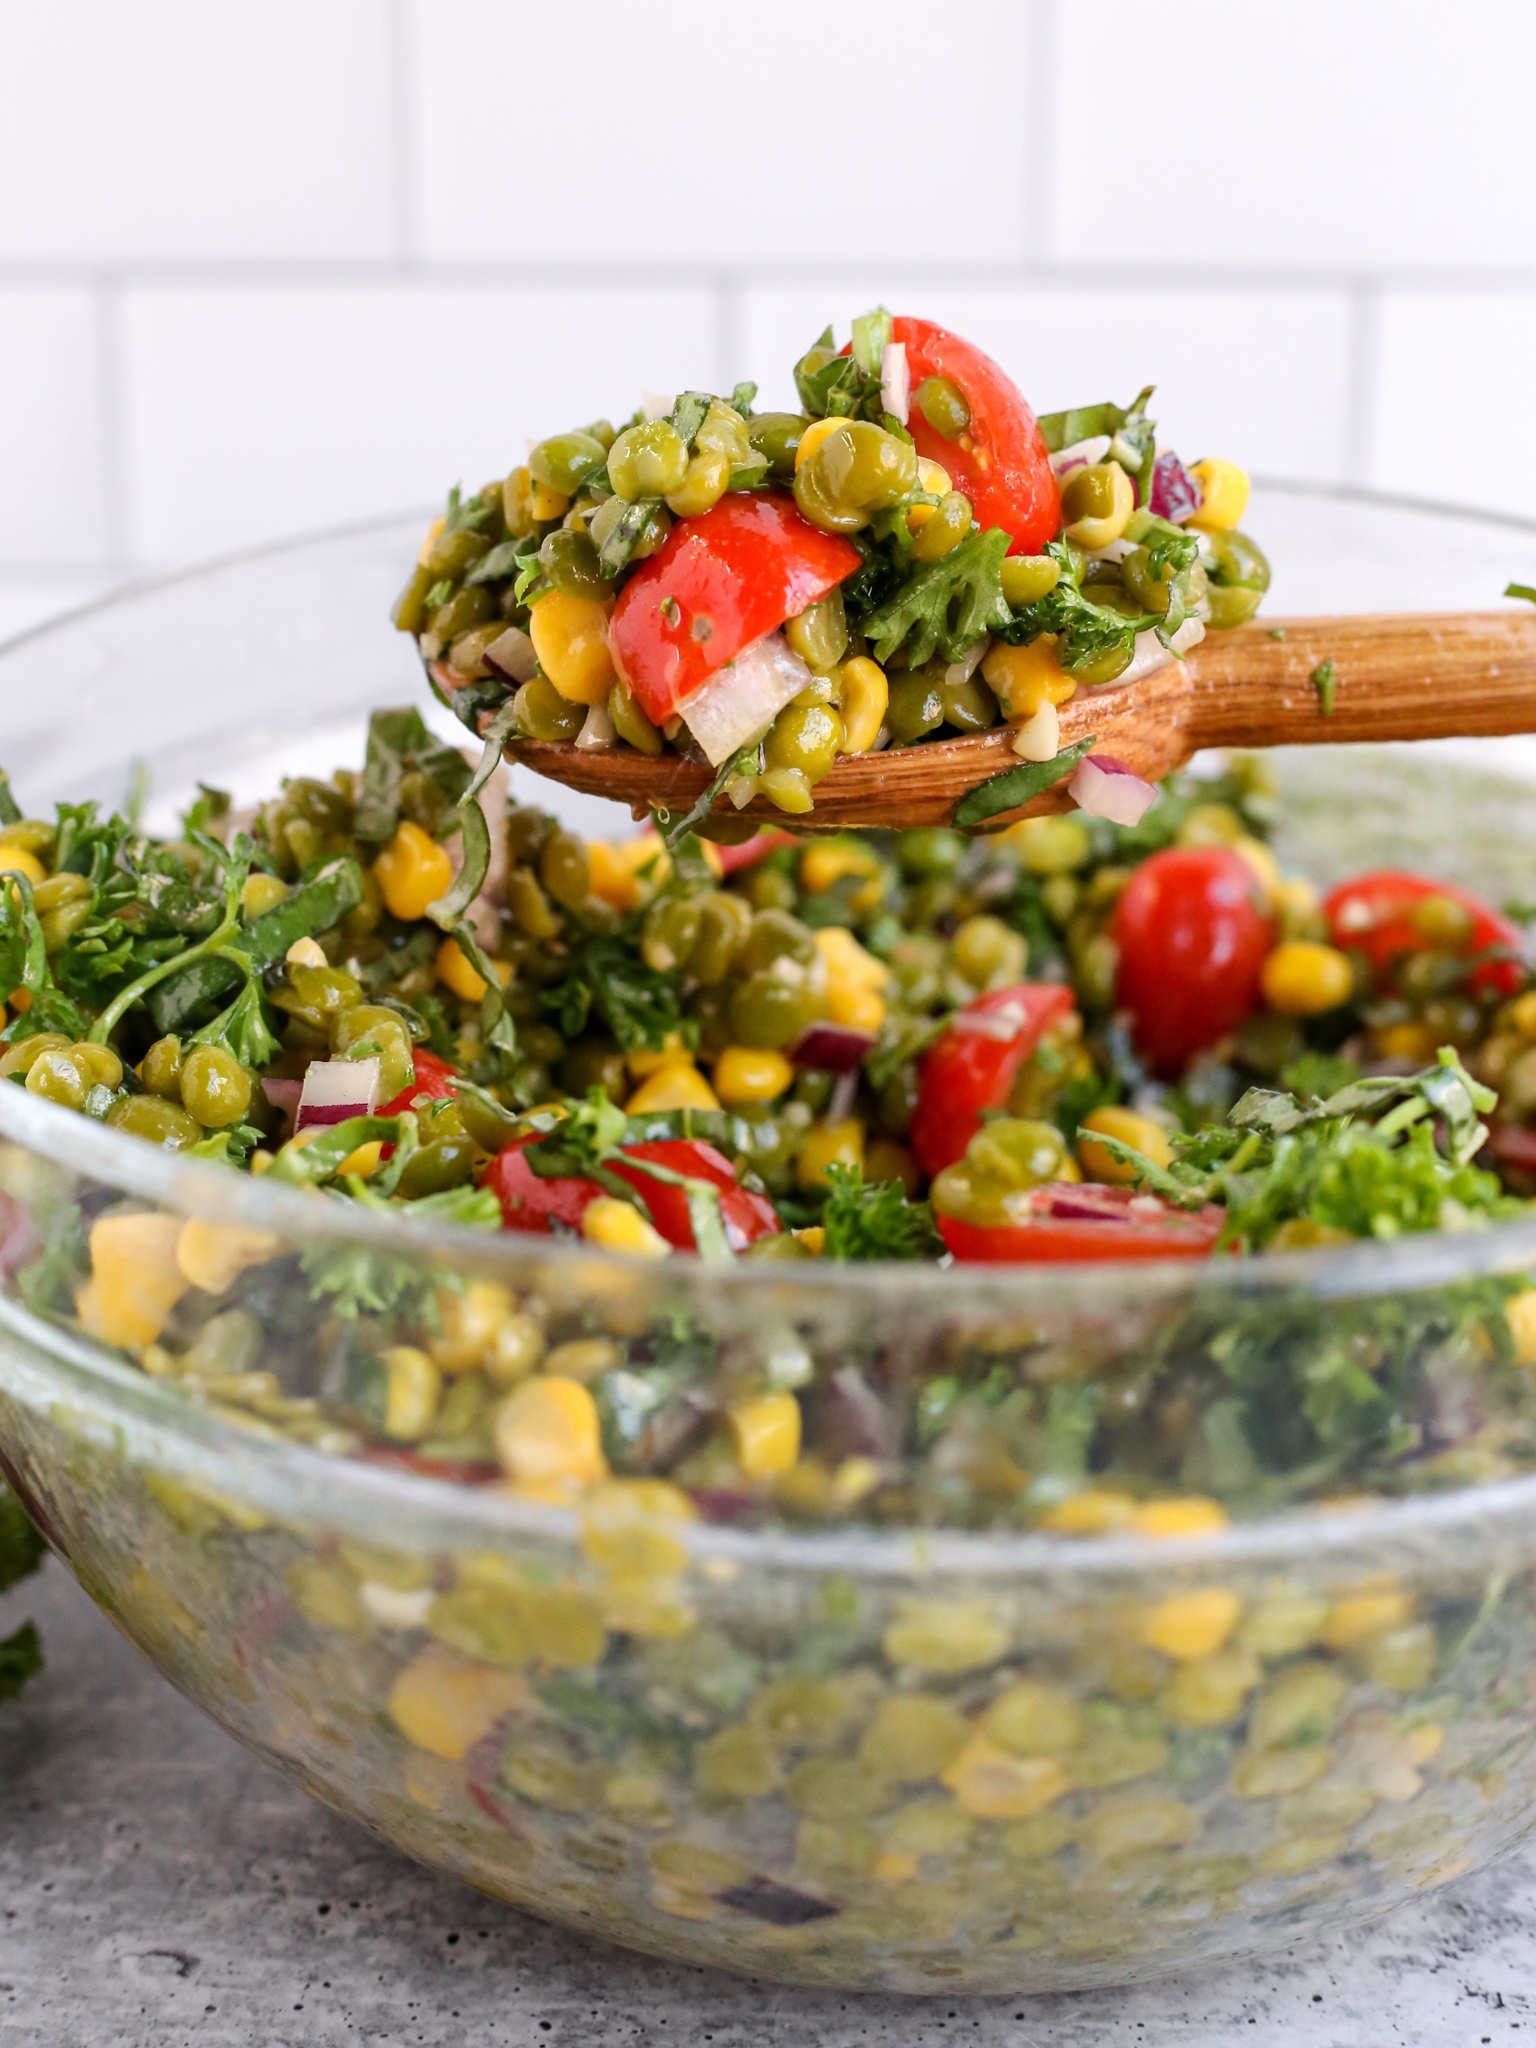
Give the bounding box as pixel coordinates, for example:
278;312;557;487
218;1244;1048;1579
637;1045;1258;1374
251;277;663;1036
742;1231;813;1260
0;819;55;857
329;1006;414;1098
1206;528;1271;592
886;671;945;745
529;431;608;497
584;418;617;452
24;1046;89;1110
642;897;701;974
538;528;613;601
876;1063;920;1137
505;808;554;864
107;1093;202;1149
456;1086;520;1151
424;526;491;580
506;1060;552;1108
693;399;754;467
539;830;591;910
392;563;433;633
666;448;731;518
39;898;92;952
502;467;538;538
430;585;496;643
939;669;999;734
688;892;753;983
270;963;362;1034
1235;1009;1303;1075
763;699;844;785
758;766;814;815
139;1035;184;1100
739;907;817;975
0;1033;70;1080
794;421;918;534
513;677;585;744
505;865;562;940
931;1117;1068;1224
1205;582;1264;630
396;1136;479;1198
1122;548;1209;619
950;914;1026;989
914;375;970;441
729;972;809;1051
687;984;734;1057
740;864;797;913
607;420;689;501
32;872;90;913
1062;638;1135;686
783;588;849;675
999;553;1062;608
897;828;964;879
1060;463;1126;527
179;1044;253;1128
557;1037;628;1103
72;1041;123;1090
607;679;662;756
910;491;972;564
746;411;807;478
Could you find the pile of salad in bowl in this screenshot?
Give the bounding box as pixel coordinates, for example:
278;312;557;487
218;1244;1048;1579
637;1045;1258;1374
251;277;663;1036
2;718;1536;1535
396;310;1268;828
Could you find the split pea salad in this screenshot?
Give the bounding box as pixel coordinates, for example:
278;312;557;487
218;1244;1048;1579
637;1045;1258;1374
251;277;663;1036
3;723;1536;1536
395;309;1268;828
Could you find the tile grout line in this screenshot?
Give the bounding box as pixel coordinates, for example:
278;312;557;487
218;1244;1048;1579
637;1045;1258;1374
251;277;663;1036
91;278;131;563
382;0;422;266
1342;279;1381;488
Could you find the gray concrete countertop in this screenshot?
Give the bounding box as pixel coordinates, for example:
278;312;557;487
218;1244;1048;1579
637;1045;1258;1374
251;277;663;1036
3;1562;1534;2048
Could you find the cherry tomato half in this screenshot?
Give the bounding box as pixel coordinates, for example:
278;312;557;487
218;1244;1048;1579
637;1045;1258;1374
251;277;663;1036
378;1047;461;1120
481;1135;779;1253
846;317;1060;555
1323;869;1525;998
938;1183;1227;1263
910;983;1077;1177
608;494;861;726
1112;847;1275;1076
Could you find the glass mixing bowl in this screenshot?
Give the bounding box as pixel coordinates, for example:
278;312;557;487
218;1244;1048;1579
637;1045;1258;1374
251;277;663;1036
4;487;1536;1996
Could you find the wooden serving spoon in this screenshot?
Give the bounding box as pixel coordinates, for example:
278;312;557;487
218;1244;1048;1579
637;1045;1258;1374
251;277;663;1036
440;609;1536;834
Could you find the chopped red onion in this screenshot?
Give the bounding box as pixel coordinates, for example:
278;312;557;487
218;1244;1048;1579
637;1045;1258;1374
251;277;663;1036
296;1056;382;1132
260;1077;302;1116
1049;434;1111;476
880;340;910;425
1068;754;1159;826
1149;450;1203;525
791;1023;875;1072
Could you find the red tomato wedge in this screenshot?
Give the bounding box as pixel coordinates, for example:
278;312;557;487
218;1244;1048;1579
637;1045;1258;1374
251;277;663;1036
481;1136;779;1253
714;830;796;875
378;1047;460;1119
1112;847;1275;1076
939;1184;1227;1263
608;494;861;725
843;317;1060;555
1323;870;1525;998
911;983;1077;1177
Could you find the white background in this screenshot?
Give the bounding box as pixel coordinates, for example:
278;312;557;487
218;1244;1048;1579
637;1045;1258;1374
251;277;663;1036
3;0;1536;640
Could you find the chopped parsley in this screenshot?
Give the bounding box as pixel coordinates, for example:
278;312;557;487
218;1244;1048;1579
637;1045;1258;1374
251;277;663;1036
820;1164;945;1262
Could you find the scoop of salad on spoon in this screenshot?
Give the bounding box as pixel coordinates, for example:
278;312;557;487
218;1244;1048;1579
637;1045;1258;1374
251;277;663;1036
400;309;1536;841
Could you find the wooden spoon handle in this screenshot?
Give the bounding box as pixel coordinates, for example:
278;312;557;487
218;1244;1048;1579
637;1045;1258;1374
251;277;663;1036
1186;610;1536;751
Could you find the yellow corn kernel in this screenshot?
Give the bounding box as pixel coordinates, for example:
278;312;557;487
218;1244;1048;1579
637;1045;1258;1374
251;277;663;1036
430;1280;516;1373
528;479;569;521
865;1138;919;1195
375;820;453;922
793;1225;826;1255
627;1032;693;1079
941;1735;1071;1821
528;589;615;704
1261;941;1354;1017
883;1599;1008;1674
1506;1289;1536;1368
795;1115;865;1190
800;838;883;896
1038;1488;1138;1536
1076;1106;1173;1185
1406;1722;1445;1766
337;1139;385;1179
0;842;46;886
382;1345;441;1441
1165;1648;1261;1728
815;925;890;990
1187;458;1250;532
1510;991;1536;1038
624;1062;720;1115
76;1212;190;1348
981;636;1078;720
496;1376;607;1488
836;656;889;755
285;935;328;969
1375;1021;1439;1064
1131;1496;1231;1540
435;935;487;1002
728;1390;802;1478
1141;1587;1243;1662
387;1644;529;1760
909;457;953;523
416;514;446;566
174;1218;282;1295
236;872;287;919
1320;1587;1412;1651
581;1195;671;1259
794;416;853;473
587;831;670;910
827;981;885;1033
713;1044;793;1105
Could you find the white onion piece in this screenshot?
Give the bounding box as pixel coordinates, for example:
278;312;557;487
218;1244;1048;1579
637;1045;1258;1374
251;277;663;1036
360;1582;435;1629
1084;536;1138;566
944;637;989;690
642;391;674;421
575;700;615;750
484;625;537;684
1069;754;1159;826
1050;434;1112;475
296;1056;382;1132
880;340;910;424
726;774;759;810
680;631;816;766
1011;701;1060;762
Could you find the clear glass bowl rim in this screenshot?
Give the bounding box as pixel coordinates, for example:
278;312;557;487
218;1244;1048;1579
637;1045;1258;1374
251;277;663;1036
7;484;1536;1577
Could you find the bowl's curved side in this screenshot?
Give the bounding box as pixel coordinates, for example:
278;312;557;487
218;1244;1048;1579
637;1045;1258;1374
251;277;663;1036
6;1319;1536;1994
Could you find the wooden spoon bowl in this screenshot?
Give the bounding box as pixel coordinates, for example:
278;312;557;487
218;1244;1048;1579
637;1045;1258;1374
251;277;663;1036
445;608;1536;834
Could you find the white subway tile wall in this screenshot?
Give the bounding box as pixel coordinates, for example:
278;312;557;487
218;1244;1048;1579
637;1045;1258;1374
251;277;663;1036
0;0;1533;605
